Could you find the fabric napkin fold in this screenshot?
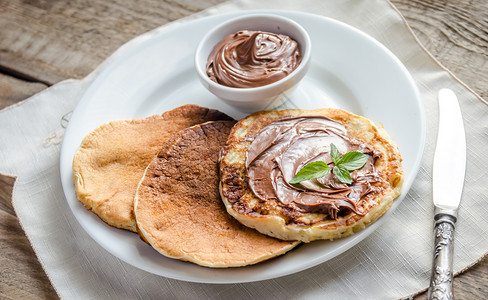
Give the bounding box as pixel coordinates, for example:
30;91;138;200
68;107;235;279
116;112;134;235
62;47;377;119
1;0;487;299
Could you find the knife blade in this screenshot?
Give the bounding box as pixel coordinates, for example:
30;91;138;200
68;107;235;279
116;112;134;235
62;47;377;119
428;88;466;300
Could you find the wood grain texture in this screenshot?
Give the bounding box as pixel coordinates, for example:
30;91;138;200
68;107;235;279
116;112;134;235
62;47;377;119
0;174;58;299
0;0;226;85
0;74;47;110
0;211;59;300
0;0;486;299
392;0;488;101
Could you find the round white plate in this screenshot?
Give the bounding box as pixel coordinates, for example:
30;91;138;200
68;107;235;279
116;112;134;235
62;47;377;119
60;10;425;283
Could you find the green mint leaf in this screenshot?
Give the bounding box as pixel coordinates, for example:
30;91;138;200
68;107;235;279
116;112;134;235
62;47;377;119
330;143;341;165
289;161;330;184
337;151;369;171
290;143;370;186
333;165;352;184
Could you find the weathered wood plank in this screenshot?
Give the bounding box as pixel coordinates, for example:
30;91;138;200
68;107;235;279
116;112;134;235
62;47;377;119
0;174;16;216
413;256;488;300
392;0;488;100
0;74;47;110
0;0;227;85
454;257;488;299
0;174;58;300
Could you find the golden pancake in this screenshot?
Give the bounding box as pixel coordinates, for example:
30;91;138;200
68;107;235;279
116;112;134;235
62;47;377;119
134;121;299;268
72;105;232;232
219;108;404;242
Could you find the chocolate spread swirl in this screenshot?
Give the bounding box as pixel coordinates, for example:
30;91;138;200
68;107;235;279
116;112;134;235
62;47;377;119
206;30;302;88
245;116;384;219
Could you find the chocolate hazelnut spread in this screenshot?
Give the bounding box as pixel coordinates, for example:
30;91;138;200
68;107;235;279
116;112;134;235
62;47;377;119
206;30;302;88
245;116;384;219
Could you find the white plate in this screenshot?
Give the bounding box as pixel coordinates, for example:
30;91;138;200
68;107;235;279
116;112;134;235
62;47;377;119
60;10;425;283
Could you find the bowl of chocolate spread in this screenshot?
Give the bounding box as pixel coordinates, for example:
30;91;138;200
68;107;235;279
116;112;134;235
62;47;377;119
195;14;311;112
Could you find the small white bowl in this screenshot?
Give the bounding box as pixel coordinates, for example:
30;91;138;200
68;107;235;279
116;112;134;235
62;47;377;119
195;14;311;112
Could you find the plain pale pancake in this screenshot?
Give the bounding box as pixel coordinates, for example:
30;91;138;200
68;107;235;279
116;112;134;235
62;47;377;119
219;108;404;242
134;121;299;268
72;104;232;232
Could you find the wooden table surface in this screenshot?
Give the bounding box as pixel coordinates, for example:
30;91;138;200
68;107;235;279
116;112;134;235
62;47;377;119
0;0;486;299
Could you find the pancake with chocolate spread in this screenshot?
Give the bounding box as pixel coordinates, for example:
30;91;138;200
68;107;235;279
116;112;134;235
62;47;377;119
134;121;299;267
219;108;403;242
72;105;232;232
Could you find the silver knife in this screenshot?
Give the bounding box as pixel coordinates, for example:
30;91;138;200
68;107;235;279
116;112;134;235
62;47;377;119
428;89;466;300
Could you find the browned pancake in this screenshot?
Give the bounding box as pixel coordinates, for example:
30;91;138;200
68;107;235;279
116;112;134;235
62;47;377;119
72;105;232;232
134;121;299;267
219;108;404;242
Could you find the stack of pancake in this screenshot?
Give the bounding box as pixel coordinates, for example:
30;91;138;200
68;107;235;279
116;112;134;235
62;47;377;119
72;104;403;268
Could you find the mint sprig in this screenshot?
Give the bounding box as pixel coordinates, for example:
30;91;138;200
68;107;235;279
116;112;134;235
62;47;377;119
289;161;330;184
289;143;369;185
333;165;352;184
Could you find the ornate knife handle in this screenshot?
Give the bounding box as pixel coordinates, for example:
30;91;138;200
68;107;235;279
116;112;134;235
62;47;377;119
428;213;456;300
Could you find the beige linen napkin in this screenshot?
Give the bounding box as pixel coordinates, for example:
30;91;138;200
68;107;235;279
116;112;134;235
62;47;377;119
1;0;487;299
